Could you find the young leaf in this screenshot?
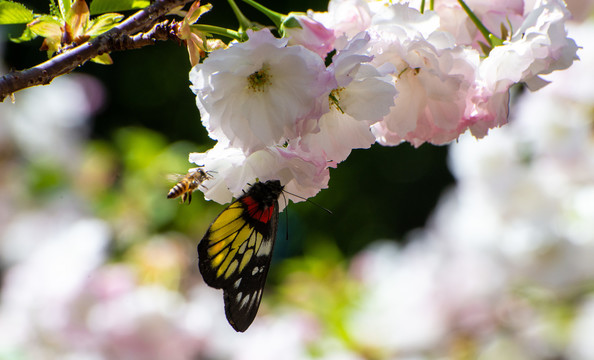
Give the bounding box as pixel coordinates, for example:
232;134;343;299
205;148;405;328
488;33;504;47
28;15;63;39
67;0;90;40
91;53;113;65
85;13;124;37
500;22;509;41
56;0;72;19
478;40;491;56
48;0;61;18
185;1;211;25
0;0;34;24
9;26;37;42
89;0;149;15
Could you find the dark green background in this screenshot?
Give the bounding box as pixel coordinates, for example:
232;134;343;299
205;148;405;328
3;0;454;258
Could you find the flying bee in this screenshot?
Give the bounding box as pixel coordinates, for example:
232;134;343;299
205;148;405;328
167;167;213;204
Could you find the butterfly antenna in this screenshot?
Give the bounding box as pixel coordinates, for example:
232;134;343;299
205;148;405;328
283;189;332;215
281;192;289;242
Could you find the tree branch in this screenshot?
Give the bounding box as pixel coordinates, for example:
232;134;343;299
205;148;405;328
110;20;181;51
0;0;193;102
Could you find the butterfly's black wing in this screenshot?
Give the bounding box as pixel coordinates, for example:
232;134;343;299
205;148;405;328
198;180;283;332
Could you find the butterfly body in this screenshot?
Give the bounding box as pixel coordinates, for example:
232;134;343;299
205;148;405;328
198;180;284;332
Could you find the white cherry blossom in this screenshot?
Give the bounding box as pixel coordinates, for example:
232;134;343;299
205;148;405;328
293;33;397;166
189;144;329;208
190;28;335;154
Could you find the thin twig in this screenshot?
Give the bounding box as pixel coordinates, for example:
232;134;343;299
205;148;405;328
0;0;192;102
111;20;180;51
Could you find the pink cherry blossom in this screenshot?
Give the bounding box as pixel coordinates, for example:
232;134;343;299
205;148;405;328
482;0;578;89
434;0;525;51
312;0;374;41
465;0;579;138
187;0;578;200
366;4;480;147
283;12;336;58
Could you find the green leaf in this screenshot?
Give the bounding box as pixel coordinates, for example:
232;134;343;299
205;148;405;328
9;26;37;42
57;0;72;19
28;15;63;39
89;0;149;15
500;22;509;41
91;52;113;65
48;0;61;19
86;12;123;37
279;14;301;38
489;33;504;47
478;40;491;56
0;1;34;24
281;15;302;30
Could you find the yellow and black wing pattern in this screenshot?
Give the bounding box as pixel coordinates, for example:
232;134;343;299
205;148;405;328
198;180;284;332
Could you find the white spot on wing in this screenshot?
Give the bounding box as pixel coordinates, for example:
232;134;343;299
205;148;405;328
256;239;272;256
240;294;251;309
234;278;241;289
251;266;260;275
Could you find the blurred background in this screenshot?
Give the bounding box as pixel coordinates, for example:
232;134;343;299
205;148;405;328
1;1;594;359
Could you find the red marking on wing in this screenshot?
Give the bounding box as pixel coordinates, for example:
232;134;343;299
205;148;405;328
241;196;274;223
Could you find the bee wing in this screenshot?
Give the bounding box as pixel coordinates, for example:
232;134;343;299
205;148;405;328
167;173;186;182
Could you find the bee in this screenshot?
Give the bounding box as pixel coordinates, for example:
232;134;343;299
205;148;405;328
167;167;212;204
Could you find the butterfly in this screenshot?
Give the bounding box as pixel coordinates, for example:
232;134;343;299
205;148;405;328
198;180;284;332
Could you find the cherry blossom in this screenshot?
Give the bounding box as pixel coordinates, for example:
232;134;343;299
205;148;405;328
433;0;525;50
187;0;578;202
312;0;374;41
465;0;579;138
283;12;336;58
367;4;480;147
189;28;334;154
189;143;330;208
292;32;397;166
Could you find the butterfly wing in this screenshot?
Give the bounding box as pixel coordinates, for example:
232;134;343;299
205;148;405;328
198;181;281;332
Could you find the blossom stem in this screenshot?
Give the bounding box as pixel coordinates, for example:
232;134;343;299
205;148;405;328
420;0;425;13
457;0;496;47
190;24;243;41
227;0;252;32
430;0;434;10
241;0;284;28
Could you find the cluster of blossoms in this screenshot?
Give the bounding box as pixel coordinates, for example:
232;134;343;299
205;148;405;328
189;0;577;205
2;17;592;355
340;19;594;357
1;15;594;357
